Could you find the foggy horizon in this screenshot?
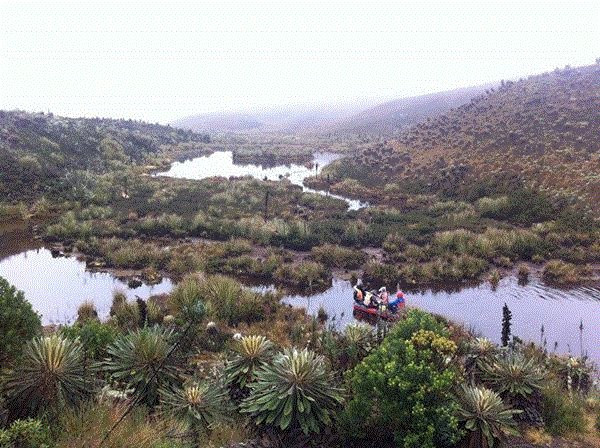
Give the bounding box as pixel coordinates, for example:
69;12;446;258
1;0;599;124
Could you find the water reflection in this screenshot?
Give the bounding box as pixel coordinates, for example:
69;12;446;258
281;277;600;362
156;151;367;210
0;248;173;324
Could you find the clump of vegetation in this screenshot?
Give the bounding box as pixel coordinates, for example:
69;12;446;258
273;261;330;289
76;300;99;323
311;244;367;269
102;326;179;406
456;385;519;448
340;310;461;448
542;260;588;284
2;335;90;419
241;348;344;435
60;319;119;360
0;276;41;365
541;384;586;436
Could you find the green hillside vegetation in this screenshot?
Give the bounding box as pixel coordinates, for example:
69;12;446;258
0;110;209;200
323;63;600;214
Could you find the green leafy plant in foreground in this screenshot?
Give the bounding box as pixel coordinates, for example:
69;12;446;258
225;335;274;392
0;276;41;365
160;380;232;442
102;325;178;406
2;335;90;419
0;418;53;448
456;385;519;448
339;310;461;448
481;353;545;424
241;348;344;435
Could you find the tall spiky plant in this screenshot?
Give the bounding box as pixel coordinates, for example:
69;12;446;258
225;335;274;392
2;335;90;419
481;353;546;424
160;380;232;443
241;348;344;435
102;325;179;406
457;385;519;448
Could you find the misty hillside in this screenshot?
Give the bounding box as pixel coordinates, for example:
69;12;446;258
326;84;490;136
345;63;600;212
0;110;209;199
173;86;489;136
173;102;373;134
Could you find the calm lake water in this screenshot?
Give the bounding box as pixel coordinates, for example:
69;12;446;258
1;243;599;361
0;247;173;324
282;277;600;362
157;151;368;210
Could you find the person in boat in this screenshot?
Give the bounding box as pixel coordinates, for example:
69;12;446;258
378;286;389;304
388;290;406;313
353;284;364;303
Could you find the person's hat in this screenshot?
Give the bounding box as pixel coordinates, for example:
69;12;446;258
378;287;387;292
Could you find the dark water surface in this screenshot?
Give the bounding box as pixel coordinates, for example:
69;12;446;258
281;277;600;362
156;151;368;210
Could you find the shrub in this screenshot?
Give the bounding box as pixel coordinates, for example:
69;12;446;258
0;418;53;448
456;385;519;448
102;326;179;406
2;335;90;419
541;384;586;436
60;320;119;360
0;276;41;365
167;275;206;323
542;260;585;284
340;310;461;448
362;261;399;288
160;380;232;442
273;261;331;289
311;244;367;269
76;300;99;323
241;348;344;435
200;275;265;326
225;335;274;392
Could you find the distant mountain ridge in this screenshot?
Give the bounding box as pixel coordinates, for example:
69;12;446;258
173;85;490;136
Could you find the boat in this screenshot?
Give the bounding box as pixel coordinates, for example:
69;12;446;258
352;301;400;321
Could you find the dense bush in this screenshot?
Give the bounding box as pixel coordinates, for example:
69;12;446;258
0;277;41;365
0;418;53;448
60;320;119;360
340;310;461;448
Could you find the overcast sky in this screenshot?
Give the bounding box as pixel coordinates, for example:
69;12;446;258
1;0;598;123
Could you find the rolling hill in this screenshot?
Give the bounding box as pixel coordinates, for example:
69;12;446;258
173;85;489;136
0;110;210;200
341;63;600;213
